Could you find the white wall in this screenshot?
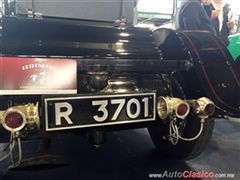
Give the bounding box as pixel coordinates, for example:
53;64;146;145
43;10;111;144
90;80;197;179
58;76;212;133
228;0;240;15
137;0;174;14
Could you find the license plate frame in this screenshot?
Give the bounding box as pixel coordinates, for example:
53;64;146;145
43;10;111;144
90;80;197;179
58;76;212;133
44;93;156;131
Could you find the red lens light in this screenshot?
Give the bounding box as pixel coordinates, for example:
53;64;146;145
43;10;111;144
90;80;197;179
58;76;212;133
177;103;189;116
5;112;24;129
204;104;215;116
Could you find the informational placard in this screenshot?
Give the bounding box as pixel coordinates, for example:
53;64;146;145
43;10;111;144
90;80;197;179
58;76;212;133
0;57;77;95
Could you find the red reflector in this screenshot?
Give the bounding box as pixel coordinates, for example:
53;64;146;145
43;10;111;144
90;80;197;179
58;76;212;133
204;104;215;116
5;112;24;129
177;103;189;116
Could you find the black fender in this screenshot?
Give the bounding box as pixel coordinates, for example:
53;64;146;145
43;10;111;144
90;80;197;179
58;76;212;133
153;28;240;118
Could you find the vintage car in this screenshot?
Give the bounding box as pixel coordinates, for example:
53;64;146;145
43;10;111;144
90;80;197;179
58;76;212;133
0;2;240;169
228;33;240;61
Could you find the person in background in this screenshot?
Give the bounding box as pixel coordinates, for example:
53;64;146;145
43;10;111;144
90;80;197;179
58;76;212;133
176;0;215;34
202;0;236;45
202;0;214;18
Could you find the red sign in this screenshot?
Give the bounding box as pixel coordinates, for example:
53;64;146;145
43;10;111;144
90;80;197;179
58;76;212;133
0;57;77;95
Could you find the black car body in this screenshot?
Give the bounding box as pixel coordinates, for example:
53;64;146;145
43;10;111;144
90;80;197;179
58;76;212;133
0;5;240;167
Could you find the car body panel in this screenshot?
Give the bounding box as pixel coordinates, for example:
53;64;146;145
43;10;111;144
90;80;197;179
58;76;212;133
153;28;240;117
0;16;240;145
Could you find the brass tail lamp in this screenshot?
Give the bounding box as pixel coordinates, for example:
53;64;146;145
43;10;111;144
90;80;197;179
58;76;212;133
157;96;215;120
0;103;40;133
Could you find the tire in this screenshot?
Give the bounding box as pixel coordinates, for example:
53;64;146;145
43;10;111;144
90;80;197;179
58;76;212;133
148;115;214;160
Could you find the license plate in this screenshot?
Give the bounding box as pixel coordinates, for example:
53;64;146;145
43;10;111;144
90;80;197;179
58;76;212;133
45;93;156;131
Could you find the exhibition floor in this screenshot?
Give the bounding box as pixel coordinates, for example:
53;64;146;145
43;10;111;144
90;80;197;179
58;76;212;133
0;118;239;180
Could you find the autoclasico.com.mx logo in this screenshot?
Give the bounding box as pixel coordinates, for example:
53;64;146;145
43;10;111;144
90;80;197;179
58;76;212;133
149;170;236;179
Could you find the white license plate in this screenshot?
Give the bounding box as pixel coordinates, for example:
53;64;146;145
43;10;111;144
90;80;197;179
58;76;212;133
45;93;156;131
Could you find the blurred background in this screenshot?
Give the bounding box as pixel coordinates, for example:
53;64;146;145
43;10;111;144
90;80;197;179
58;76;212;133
136;0;240;31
